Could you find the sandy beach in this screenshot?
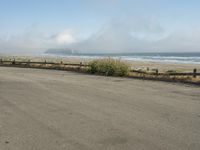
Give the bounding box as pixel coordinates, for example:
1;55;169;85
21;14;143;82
0;67;199;150
1;55;200;72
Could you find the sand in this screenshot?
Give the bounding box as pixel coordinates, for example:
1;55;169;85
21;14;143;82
0;67;200;150
1;55;199;72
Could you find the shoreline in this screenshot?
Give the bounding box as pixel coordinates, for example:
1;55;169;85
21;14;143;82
0;56;199;85
1;54;199;72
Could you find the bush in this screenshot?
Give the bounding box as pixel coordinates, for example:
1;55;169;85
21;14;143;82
88;58;130;76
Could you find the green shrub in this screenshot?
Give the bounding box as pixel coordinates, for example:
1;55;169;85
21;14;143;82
88;58;130;76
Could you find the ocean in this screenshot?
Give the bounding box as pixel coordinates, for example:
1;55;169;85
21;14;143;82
45;52;200;64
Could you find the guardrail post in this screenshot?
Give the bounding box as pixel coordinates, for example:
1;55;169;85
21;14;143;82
193;68;197;78
156;69;158;76
44;60;47;67
27;60;30;66
12;59;15;65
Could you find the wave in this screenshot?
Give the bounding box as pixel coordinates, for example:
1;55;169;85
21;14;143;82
43;53;200;64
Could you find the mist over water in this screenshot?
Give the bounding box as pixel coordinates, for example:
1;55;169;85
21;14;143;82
44;52;200;64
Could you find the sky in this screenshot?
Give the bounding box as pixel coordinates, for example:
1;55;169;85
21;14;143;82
0;0;200;54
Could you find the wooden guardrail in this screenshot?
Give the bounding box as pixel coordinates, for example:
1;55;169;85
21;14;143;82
0;59;89;67
131;68;200;78
0;59;90;73
0;59;199;78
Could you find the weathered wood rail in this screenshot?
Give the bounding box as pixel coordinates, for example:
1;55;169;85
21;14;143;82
0;59;199;78
0;59;89;66
131;68;200;78
0;59;90;73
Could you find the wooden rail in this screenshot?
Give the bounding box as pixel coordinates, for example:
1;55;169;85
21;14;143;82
0;59;89;67
131;68;200;78
0;59;199;78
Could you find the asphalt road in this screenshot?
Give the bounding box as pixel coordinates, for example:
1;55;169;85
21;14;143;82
0;67;200;150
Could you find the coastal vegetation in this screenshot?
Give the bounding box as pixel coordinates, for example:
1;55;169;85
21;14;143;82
0;56;199;85
88;58;130;76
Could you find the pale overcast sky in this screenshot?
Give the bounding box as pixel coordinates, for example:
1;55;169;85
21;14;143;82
0;0;200;54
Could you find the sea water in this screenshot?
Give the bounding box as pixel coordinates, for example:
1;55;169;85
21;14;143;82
44;52;200;64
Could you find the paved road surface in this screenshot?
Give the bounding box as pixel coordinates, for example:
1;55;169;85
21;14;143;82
0;67;199;150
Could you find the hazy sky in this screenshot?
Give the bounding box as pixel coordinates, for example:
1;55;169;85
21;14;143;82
0;0;200;54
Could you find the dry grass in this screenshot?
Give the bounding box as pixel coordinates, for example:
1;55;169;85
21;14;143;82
0;56;199;84
88;58;130;76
